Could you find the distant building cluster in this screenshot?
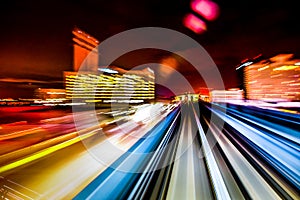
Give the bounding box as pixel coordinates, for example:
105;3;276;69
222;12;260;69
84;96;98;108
166;53;300;104
27;27;300;105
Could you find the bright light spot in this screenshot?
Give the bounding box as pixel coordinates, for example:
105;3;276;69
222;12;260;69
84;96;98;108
236;61;253;70
131;103;163;124
158;57;179;78
258;65;269;71
183;13;207;34
295;62;300;66
281;80;295;84
98;68;118;73
103;99;144;103
43;103;57;106
60;102;86;106
248;80;257;84
46;92;66;95
270;74;282;78
191;0;220;21
147;67;154;73
289;83;300;86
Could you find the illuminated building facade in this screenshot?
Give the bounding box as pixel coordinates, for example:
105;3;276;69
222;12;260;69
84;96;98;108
239;54;300;102
210;89;244;103
174;93;199;102
72;27;99;72
34;88;66;100
199;94;210;102
64;66;155;104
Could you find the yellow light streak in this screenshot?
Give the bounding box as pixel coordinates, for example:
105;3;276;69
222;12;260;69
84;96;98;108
273;65;299;71
0;129;100;174
257;65;269;71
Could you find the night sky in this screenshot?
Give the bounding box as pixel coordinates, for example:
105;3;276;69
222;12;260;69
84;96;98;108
0;0;299;98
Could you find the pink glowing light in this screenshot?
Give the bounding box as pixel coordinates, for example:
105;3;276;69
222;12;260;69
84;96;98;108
191;0;220;21
183;13;207;34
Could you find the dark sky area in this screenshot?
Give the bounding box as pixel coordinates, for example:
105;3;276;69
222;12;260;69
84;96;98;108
0;0;299;98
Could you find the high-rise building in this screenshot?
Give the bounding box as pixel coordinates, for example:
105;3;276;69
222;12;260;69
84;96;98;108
237;54;300;102
64;66;155;104
72;27;99;72
65;28;155;105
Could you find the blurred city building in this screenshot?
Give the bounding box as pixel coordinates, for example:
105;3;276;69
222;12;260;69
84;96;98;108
199;94;210;102
34;88;66;100
236;54;300;102
197;87;210;102
0;98;32;106
33;88;67;105
64;66;155;104
174;93;199;102
72;27;99;72
210;88;244;103
66;28;156;105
